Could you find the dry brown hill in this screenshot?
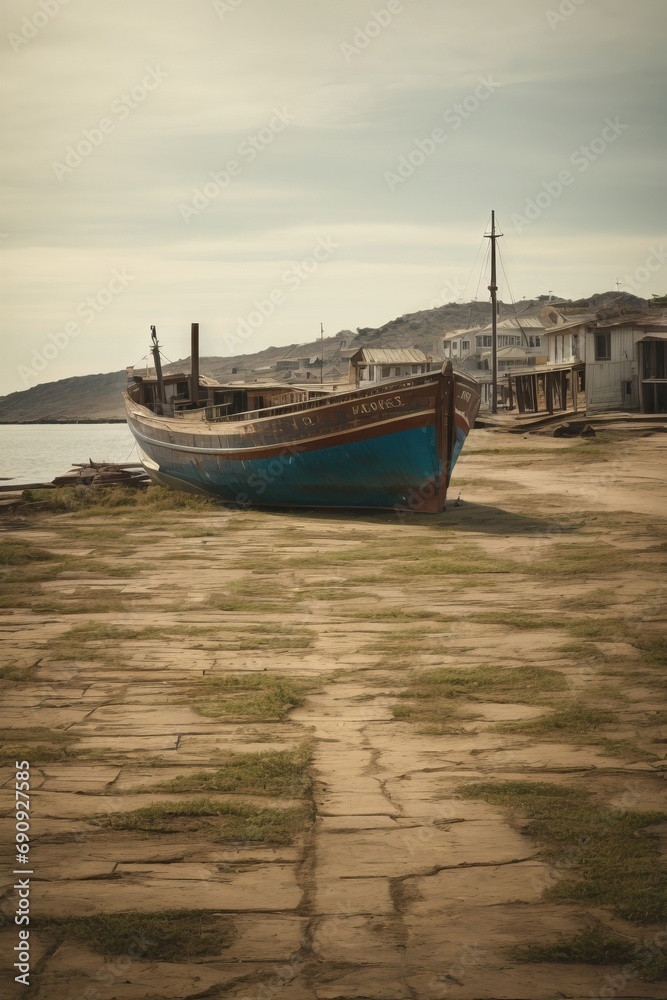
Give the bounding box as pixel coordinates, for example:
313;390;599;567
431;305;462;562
0;292;645;422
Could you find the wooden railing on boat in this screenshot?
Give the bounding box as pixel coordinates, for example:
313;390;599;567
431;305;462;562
195;368;460;424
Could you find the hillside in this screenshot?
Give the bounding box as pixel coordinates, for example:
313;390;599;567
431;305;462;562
0;292;645;422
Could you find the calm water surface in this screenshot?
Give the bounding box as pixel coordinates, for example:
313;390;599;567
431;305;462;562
0;424;137;484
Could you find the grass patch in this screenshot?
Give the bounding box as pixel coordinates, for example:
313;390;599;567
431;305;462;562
0;727;76;764
393;554;516;577
227;578;299;600
567;618;634;641
179;529;217;538
0;537;61;565
512;922;667;980
309;588;361;601
54;622;219;643
635;634;667;667
20;485;217;514
30;591;153;615
0;663;35;682
188;673;318;720
595;738;658;761
560;589;617;611
470;610;640;644
470;611;565;630
152;745;311;798
208;595;295;614
525;543;640;578
286;543;516;577
492;704;656;760
457;780;667;924
556;641;609;661
393;664;567;725
494;703;615;735
90;797;309;844
33;910;236;961
349;608;452;621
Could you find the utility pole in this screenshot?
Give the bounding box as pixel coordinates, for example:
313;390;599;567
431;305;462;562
485;211;502;414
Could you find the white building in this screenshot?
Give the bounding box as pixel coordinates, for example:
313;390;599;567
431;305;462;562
348;348;431;385
540;305;667;413
442;317;547;371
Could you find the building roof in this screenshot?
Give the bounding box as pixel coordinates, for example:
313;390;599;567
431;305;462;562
542;309;667;334
444;316;544;339
443;328;479;342
481;346;534;360
349;348;427;364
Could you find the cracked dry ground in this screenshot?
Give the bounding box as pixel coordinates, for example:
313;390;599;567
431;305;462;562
1;429;667;1000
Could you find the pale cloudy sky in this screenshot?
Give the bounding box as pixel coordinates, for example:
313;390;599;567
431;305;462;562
1;0;665;395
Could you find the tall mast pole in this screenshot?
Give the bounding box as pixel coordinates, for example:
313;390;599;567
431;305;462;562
150;325;166;415
320;322;324;385
486;211;502;414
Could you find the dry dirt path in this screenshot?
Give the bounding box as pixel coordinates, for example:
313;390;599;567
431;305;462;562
1;429;666;999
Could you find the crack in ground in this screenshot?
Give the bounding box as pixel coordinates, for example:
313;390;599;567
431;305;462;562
339;855;540;882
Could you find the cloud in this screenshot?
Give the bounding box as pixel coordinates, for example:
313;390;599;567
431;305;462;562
1;0;666;395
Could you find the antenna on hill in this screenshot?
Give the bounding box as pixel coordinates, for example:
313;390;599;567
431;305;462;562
616;278;622;291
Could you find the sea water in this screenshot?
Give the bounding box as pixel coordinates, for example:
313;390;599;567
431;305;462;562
0;424;137;484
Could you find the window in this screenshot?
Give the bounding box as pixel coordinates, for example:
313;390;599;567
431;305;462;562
381;366;391;378
451;342;458;353
595;333;611;361
528;335;541;348
461;340;470;351
476;335;492;348
554;335;563;363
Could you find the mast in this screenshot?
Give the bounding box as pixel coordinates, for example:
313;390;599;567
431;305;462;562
320;322;324;384
150;325;166;415
485;211;502;414
190;322;200;405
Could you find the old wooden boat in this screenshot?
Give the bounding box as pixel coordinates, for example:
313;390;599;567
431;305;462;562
124;326;481;513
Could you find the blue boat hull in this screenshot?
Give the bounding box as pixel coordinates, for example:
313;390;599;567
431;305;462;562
126;368;480;512
135;423;469;511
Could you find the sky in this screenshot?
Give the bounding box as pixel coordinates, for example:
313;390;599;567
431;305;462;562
1;0;666;396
